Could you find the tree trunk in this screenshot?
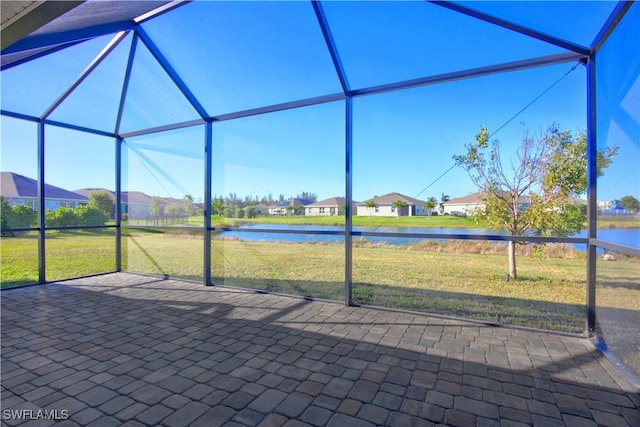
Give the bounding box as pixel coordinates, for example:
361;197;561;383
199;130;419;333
508;241;517;280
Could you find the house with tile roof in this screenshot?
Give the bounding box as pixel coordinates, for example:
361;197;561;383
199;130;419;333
252;203;271;215
73;188;115;199
269;198;313;216
75;188;150;219
75;188;198;220
1;172;87;211
305;197;357;216
120;191;155;219
356;192;427;217
441;191;531;217
442;191;587;217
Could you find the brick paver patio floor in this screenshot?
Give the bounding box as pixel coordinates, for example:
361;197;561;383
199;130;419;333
1;273;639;426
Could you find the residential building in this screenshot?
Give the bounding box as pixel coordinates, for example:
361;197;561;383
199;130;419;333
76;188;189;219
442;191;530;216
1;172;87;211
252;203;271;215
442;191;585;217
356;192;427;217
121;191;154;219
305;197;357;216
598;200;613;210
269;198;313;215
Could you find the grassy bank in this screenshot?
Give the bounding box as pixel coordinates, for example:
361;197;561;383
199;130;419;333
225;214;484;228
597;216;640;229
126;213;640;231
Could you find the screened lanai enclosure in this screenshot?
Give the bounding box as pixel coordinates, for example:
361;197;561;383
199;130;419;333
1;1;639;383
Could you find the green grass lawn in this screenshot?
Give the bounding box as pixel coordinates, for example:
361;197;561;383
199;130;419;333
2;229;638;372
0;230;117;286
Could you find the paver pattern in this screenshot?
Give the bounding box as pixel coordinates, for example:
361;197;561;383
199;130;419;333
1;273;639;426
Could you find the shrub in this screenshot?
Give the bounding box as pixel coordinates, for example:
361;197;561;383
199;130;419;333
46;207;77;227
1;199;37;236
76;204;108;226
245;206;257;218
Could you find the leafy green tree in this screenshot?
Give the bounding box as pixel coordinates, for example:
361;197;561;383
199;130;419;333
285;205;294;216
165;203;183;223
225;203;236;218
439;193;450;214
425;197;438;217
89;190;115;218
365;200;377;216
150;196;164;225
12;205;37;228
47;207;77;227
619;195;640;213
1;198;37;236
392;200;407;217
245;206;257;219
182;194;195;217
297;191;318;202
235;207;245;218
454;125;617;280
76;204;108;226
0;197;10;234
211;198;225;217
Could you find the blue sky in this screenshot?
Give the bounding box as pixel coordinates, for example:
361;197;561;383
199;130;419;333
1;1;638;204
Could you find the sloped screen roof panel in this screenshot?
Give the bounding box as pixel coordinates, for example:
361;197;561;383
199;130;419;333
119;38;203;133
48;33;133;133
1;33;119;117
321;1;568;90
454;0;619;48
140;1;343;116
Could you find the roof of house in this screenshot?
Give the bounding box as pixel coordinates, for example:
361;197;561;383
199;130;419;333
445;191;530;205
567;196;588;205
1;172;87;201
307;197;358;207
121;191;153;204
74;188;115;198
359;192;425;206
161;197;185;206
76;189;199;207
274;198;313;208
445;191;586;206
